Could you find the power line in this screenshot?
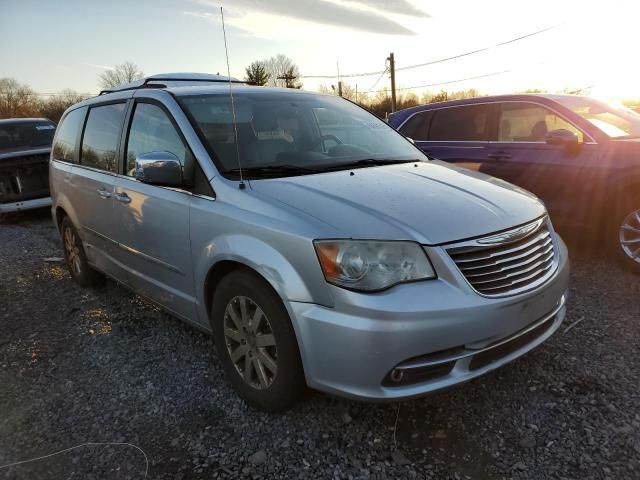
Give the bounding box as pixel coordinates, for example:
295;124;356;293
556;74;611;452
301;68;385;79
299;24;560;80
366;68;388;92
3;23;561;99
362;69;513;94
395;24;560;72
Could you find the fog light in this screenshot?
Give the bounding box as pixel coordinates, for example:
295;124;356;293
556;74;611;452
390;369;404;383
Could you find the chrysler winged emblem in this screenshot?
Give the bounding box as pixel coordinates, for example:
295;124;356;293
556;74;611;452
476;218;545;246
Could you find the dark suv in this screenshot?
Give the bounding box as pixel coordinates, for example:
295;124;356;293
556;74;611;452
389;94;640;272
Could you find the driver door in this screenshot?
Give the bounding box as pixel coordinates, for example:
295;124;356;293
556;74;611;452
481;101;600;226
110;100;197;320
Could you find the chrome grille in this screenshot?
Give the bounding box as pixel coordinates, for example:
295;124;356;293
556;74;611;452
447;218;557;297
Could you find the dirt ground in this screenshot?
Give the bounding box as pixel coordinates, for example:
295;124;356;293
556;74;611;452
1;210;639;479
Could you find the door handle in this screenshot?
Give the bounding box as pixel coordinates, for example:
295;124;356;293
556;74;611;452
114;192;131;204
96;188;112;199
487;151;512;161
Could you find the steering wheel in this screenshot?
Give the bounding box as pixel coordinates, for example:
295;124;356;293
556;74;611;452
310;134;343;150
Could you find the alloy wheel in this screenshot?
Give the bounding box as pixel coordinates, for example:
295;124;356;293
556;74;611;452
620;209;640;264
223;296;278;389
63;227;82;275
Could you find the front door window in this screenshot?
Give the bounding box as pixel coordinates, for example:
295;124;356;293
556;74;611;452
498;103;584;143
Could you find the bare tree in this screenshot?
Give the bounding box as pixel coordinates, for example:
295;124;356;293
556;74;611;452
98;62;145;89
245;61;270;86
318;83;365;102
264;54;302;89
0;78;41;118
40;90;88;122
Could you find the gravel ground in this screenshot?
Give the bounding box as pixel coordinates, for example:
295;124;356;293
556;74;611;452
1;210;638;480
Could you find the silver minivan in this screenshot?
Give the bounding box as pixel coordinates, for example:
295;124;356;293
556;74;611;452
50;73;569;411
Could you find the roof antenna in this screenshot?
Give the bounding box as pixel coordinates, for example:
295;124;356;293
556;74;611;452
220;6;245;189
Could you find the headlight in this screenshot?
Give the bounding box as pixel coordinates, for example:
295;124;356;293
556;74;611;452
314;240;436;291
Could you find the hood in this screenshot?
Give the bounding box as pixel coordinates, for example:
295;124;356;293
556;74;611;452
249;161;546;245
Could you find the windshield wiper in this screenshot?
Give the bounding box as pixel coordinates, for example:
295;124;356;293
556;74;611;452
224;159;421;178
224;164;323;178
319;158;420;170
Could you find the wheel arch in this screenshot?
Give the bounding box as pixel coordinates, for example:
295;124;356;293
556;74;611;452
202;258;312;376
606;173;640;218
194;234;332;324
203;260;258;324
55;206;68;229
53;194;83;238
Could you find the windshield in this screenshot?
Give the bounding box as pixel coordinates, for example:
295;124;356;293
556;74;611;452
178;91;426;177
0;121;56;151
557;96;640;138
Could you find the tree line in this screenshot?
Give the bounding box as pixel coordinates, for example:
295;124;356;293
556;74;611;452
2;56;617;123
0;62;145;122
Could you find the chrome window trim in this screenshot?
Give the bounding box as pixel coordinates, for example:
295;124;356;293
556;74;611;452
68;163;215;200
51;158;75;166
397;100;597;144
68;162;119;177
114;172;216;200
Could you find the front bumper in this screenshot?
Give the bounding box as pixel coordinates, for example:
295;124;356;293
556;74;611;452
0;196;52;213
288;235;570;401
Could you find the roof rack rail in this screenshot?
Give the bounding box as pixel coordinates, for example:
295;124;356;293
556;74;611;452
99;72;245;95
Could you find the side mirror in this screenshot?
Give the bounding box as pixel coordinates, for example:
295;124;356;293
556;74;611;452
134;151;183;187
545;129;579;147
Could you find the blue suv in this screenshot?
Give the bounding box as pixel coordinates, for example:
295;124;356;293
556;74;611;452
389;94;640;272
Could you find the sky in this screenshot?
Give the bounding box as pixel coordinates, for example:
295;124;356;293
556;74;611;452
2;0;640;101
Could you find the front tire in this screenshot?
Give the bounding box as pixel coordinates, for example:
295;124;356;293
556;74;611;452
612;194;640;274
211;270;306;412
60;217;104;287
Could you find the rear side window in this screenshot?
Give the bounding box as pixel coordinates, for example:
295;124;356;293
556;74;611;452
429;105;493;141
53;108;85;162
125;103;186;176
81;103;126;172
398;111;433;140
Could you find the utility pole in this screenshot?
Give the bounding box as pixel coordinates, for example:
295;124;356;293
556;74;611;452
276;73;297;88
387;52;397;112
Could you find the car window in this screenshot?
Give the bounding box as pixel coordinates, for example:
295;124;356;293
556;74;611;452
0;121;56;152
312;106;385;151
398;111;433;140
81;103;126;172
178;92;425;175
429;105;493;141
555;96;640;139
125;103;186;176
52;108;85;162
499;103;584;143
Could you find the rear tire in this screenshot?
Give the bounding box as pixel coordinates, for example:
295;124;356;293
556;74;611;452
211;270;306;412
60;217;104;287
611;192;640;274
